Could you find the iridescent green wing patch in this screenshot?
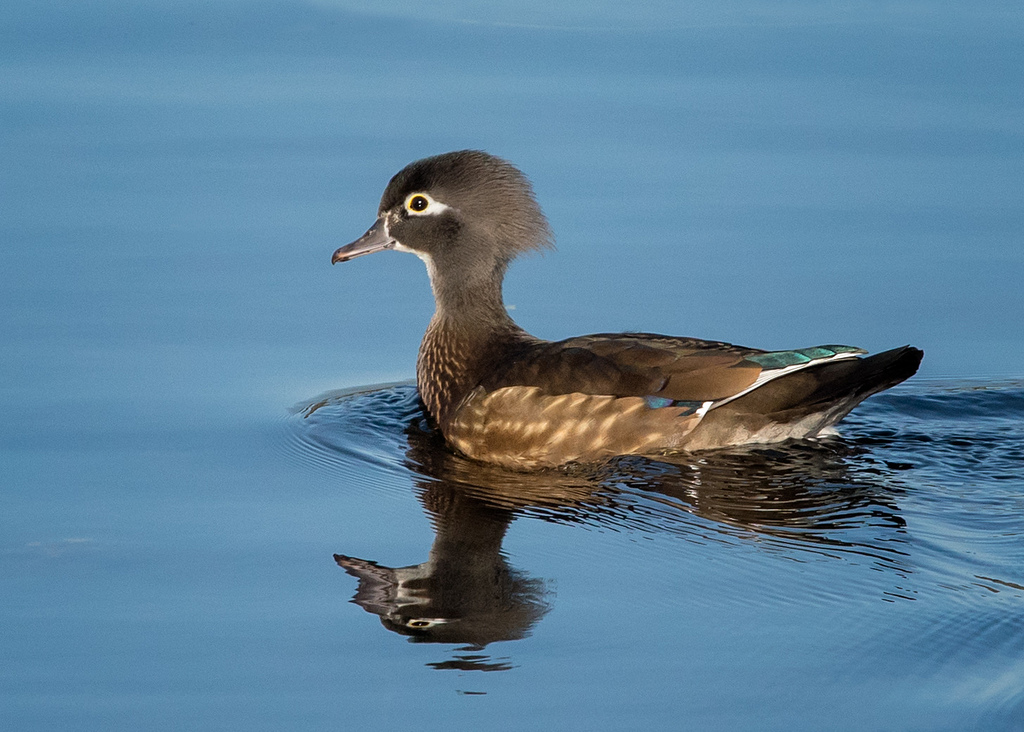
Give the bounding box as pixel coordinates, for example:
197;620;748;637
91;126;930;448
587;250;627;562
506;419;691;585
748;345;867;370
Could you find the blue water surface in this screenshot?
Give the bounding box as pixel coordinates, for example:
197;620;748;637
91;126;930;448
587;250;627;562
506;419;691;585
2;1;1023;729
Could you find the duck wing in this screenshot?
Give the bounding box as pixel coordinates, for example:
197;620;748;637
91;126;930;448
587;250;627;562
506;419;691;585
484;333;872;405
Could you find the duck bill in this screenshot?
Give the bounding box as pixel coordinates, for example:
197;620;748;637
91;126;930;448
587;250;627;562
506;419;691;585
332;218;396;264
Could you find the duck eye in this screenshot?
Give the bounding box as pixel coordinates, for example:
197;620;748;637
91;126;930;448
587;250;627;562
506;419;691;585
404;617;448;629
408;195;429;212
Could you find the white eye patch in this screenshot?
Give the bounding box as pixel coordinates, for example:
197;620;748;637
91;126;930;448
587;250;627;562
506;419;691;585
404;192;451;217
404;617;451;629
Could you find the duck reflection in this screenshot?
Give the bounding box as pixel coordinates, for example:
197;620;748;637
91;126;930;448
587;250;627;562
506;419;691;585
320;386;908;668
334;478;551;654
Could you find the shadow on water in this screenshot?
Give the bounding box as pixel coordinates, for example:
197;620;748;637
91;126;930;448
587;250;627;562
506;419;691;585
287;384;925;671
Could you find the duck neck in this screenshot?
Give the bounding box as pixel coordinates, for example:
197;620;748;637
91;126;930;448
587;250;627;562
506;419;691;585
417;260;529;427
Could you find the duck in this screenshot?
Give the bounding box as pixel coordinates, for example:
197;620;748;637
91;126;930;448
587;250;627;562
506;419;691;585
332;150;923;470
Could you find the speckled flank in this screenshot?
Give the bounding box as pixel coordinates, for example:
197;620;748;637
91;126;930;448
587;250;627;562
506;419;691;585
448;386;702;469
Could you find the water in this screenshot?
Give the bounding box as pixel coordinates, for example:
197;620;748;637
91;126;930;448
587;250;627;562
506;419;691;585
281;379;1024;726
2;1;1023;729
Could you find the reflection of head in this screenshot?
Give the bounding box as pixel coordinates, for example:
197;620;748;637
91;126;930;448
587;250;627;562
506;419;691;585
335;551;550;647
335;480;551;649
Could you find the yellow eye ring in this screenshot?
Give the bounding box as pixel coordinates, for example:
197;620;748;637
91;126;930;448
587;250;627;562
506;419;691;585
406;194;429;213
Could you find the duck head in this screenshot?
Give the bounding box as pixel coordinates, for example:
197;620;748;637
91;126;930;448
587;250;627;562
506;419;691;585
333;151;553;302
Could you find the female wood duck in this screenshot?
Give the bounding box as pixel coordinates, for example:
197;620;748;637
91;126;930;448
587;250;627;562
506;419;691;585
332;150;923;470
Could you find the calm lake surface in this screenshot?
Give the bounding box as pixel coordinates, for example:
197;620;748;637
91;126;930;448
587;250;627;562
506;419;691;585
2;2;1023;729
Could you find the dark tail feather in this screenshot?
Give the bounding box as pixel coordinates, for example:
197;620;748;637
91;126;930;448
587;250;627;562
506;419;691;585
814;345;923;406
716;345;923;418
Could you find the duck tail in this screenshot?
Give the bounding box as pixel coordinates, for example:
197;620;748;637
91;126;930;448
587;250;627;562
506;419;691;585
725;345;923;416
